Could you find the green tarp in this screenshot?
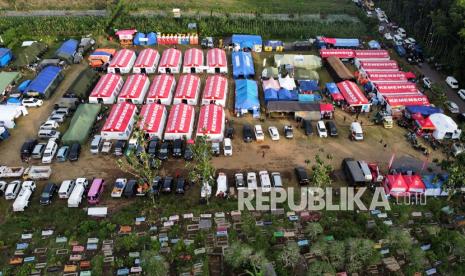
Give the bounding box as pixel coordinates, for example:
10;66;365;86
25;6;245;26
294;68;320;81
0;72;21;94
13;42;48;68
68;68;99;99
274;54;322;70
62;104;101;145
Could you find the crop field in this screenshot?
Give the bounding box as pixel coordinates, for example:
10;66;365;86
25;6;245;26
0;0;110;10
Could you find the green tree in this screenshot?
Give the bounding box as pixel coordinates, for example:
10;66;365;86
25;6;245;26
224;241;253;269
91;255;104;276
430;84;448;109
304;222;323;241
441;154;465;200
186;135;215;189
116;233;139;252
277;242;301;268
327;240;346;271
141;250;169;276
345;238;379;273
311;155;333;188
307;260;335;275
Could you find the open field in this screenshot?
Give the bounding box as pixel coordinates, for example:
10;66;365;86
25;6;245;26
0;0;109;10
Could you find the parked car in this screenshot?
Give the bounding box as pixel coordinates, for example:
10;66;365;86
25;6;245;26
48;113;66;123
56;146;69;162
42;139;58;164
422;77;432;89
151;176;161;196
162;176;174;193
316;121;328;138
52;107;70;117
39;183;57;205
39;120;59;130
225;125;234;139
38;129;60;140
446;76;459;89
268;126;280;141
254;125;265;141
58;180;75;199
326;121;338;137
383;33;393;40
211;142;220;156
114;140;126;156
184;143;194;161
31;143;46;159
172;139;183;158
223;138;232;156
445;101;460;114
68;143;81;161
147;139;158;156
90;135;103;154
5;180;21;200
259;171;272;192
87;178;105;205
101;141;113;154
123;180;137;197
111;178;127;198
295;167;310;185
20;139;38;161
457;89;465;101
243;124;254;142
301;119;313;136
235;173;245;189
0;181;6;196
350;122;364;141
246;172;258;189
22;98;43;107
175;178;186;194
157;141;169;160
271;172;283;189
397;27;406;37
284;125;294;139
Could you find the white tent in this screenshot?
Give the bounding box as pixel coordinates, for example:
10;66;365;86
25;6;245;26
196;104;225;141
117;74;150;104
206;48;228;74
164;103;195;140
107;49;136;74
146;74;176;105
173;74;201;106
183;48;204;73
138;103;167;139
133;48;160;74
278;75;296;90
101;102;137;140
89;74;124;104
201;75;228;107
0;105;27;128
429;113;461;140
158;48;182;74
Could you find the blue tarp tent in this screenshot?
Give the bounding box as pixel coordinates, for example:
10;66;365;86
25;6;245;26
278;89;298;101
146;32;157;45
235;79;259;114
232;34;262;52
298;93;322;102
55;39;78;64
325;82;340;94
232;51;255;79
0;48;13;67
133;33;146;45
334;38;360;48
24;66;63;99
405;105;443;117
368;40;381;49
422;174;448;196
299;80;319;92
18;80;31;93
264;89;278;103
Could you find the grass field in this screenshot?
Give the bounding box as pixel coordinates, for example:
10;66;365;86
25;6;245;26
0;0;111;10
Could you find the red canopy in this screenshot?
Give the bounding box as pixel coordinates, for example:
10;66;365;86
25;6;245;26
360;61;398;71
159;48;182;67
384;175;408;197
336;81;369;105
183;48;204;67
416;117;435;130
411;112;423;121
384;95;430;107
367;72;407;82
319;103;334;112
109;49;135;68
375;83;418;94
354;50;390;59
207;48;227;67
404;72;416;79
197;104;225;135
102;102;137;133
320;49;355;59
138;103;166;134
403;175;425;193
321;37;337;44
330;92;344;101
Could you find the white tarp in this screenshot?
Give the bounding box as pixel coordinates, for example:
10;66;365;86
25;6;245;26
278;75;296;90
429;113;461;140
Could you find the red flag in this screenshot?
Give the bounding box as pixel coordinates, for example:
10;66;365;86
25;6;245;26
388;153;395;170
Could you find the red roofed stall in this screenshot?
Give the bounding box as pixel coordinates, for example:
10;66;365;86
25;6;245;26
319;49;355;59
138;103;167;139
207;48;228;74
196;104;225;141
354;50;390;61
133;48;160;74
164;103;195;140
117;74;150;104
384;95;430;107
158;48;182;74
89;74;124;104
367;72;408;83
383;174;408;197
107;49;136;74
201;75;228;107
101;102;137;140
375;83;418;94
336;81;371;112
183;48;204;73
146;74;176;105
358;60;399;72
404;175;426;194
173;74;201;105
115;29;137;46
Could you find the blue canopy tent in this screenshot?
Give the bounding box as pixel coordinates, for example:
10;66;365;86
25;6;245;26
405;105;443;117
133;33;146;45
298;93;322;102
264;89;279;103
299;80;319;92
325;82;340;94
17;80;31;93
368;40;381;49
232;51;255;79
334;38;359;48
278;88;298;101
55;39;78;64
24;66;63;99
146;32;157;45
0;48;13;67
232;34;262;52
422;174;448;196
235;79;259;115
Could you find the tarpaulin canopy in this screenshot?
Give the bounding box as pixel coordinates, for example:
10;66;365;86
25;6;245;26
134;48;159;68
326;56;355;82
405;105;443;116
197;104;225;136
55;39;78;64
174;74;201;100
159;48;182;68
375;82;418;94
403;175;426;193
422;174;448;196
133;32;145;45
146;32;157;45
232;34;262;51
68;68;99;99
294;68;320;81
385;174;408;194
274;54;322;70
404;72;416;79
325;82;340;94
89;73;123;99
0;48;13;67
62;104;101;145
384;95;430;107
138;103;166;137
164;103;195;139
320;103;334;112
13;42;47;67
24;66;63;98
0;72;20;94
299;80;319;91
354;50;390;60
278;75;296;90
278;88;298;101
264;89;278;103
429;113;461;140
207;48;227;68
235;79;259;112
232;51;254;79
321;37;360;48
336;81;369;105
367;72;407;82
202;75;228;103
320;49;355;59
102;102;137;133
184;48;204;67
109;49;136;68
146;74;175;104
262;78;280;91
416;117;435;130
118;74;149;102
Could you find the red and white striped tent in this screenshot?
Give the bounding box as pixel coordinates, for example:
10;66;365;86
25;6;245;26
183;48;204;73
89;73;124;104
375;83;419;94
367;72;408;83
354;50;390;61
201;75;228;107
206;48;228;74
133;48;160;74
337;81;370;112
138;103;168;139
107;49;136;74
101;102;137;140
146;74;176;105
319;49;355;59
196;104;225;141
358;60;399;72
164;103;195;140
173;74;201;105
158;48;182;74
117;74;150;104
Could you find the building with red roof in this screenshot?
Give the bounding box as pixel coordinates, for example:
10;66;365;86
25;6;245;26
146;74;176;105
183;48;204;73
89;73;124;104
173;74;201;105
107;49;136;74
138;103;167;139
201;75;228;107
101;102;137;140
206;48;228;74
133;48;160;74
164;103;195;140
117;74;150;104
158;48;182;74
196;104;225;141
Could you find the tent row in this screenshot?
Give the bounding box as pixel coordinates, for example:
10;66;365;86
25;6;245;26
114;29;199;46
319;49;390;60
89;74;228;107
103;48;227;75
100;102;225;141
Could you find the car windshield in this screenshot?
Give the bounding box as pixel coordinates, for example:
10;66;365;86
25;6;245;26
115;182;125;188
225;146;231;150
160;147;168;153
41;192;49;198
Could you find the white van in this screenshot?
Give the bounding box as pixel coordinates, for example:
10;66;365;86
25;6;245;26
68;178;88;207
5;180;21;200
90;135;103;154
247;172;258;189
350;122;364;141
358;161;373;182
259;171;272;192
446;76;459;89
215;173;228;198
42;139;58;163
397;27;406;38
59;180;76;199
254;125;265;142
13;187;33;212
223;138;232;156
317;121;328;138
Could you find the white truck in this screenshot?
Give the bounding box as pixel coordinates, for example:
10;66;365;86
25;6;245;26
68;178;88;207
0;166;25;178
259;171;272;192
13;181;36;212
215;173;228;198
23;166;52;180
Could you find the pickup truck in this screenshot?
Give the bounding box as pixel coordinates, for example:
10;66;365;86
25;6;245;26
22;166;52;180
101;140;113;154
0;166;25;178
